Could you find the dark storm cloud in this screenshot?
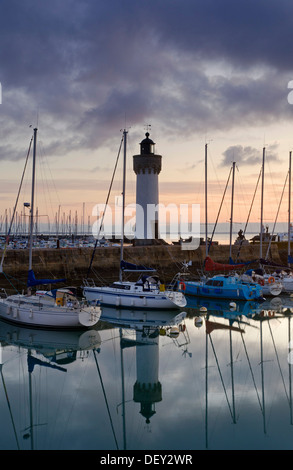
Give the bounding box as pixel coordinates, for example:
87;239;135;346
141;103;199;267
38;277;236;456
221;142;280;166
0;0;292;161
149;0;293;71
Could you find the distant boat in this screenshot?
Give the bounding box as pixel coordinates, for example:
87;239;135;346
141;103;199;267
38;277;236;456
0;128;101;329
83;130;186;310
180;273;264;301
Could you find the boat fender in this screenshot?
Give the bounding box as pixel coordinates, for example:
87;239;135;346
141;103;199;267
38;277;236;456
169;326;180;338
268;276;275;284
194;317;203;328
179;281;186;291
200;306;207;312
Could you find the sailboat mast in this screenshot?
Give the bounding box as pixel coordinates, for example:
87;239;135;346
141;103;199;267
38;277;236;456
260;147;265;259
119;129;127;282
288;151;292;263
28;128;38;271
205;143;208;257
229;162;236;259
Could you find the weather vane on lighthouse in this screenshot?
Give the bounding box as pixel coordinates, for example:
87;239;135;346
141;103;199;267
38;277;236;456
144;124;152;133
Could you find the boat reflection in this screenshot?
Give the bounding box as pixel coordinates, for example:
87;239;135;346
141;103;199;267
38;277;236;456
1;297;293;450
190;295;293;449
0;319;101;357
186;295;260;319
0;307;190;450
98;305;191;449
0;320;102;450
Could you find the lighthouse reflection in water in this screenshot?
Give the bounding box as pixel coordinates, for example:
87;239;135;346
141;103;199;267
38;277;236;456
1;296;293;450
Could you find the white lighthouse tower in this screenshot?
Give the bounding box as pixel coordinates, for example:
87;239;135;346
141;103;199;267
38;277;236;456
133;132;162;244
133;330;162;424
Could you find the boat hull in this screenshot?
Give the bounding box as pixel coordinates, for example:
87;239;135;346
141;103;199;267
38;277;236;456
83;286;186;309
184;281;262;301
0;297;101;329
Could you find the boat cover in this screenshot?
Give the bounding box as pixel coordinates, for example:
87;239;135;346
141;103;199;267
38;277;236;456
120;260;156;272
204;256;245;272
27;269;66;287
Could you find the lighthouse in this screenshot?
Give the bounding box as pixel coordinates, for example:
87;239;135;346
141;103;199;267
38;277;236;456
133;132;162;244
133;329;162;424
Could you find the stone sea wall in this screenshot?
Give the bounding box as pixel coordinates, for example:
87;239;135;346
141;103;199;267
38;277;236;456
0;241;289;293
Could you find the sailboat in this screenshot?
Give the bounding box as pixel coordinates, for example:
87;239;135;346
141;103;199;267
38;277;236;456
242;148;289;296
0;128;101;329
83;130;186;310
182;148;263;301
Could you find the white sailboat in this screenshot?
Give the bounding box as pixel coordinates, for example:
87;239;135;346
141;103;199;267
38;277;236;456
0;128;101;329
83;130;186;310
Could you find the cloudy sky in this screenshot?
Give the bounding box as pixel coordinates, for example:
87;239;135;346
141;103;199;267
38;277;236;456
1;0;293;232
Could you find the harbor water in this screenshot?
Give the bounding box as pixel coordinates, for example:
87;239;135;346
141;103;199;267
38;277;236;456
1;294;293;450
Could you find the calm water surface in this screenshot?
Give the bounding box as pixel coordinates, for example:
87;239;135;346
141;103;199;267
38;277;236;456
1;295;293;451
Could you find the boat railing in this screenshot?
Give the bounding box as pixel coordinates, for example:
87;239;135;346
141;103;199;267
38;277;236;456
168;272;190;291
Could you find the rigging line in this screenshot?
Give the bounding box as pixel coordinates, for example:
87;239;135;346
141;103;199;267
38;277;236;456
208;334;234;421
86;135;124;278
0;135;33;272
234;168;248;219
265;172;288;260
208;148;230;219
39;141;62;207
239;327;263;412
235;168;262;262
267;320;290;405
208;165;232;253
37;146;52;228
93;349;119;450
0;369;20;449
1;270;20;294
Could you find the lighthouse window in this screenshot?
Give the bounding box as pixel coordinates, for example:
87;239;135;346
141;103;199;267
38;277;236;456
141;143;154;154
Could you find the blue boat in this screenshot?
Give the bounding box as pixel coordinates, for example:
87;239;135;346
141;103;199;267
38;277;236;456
180;274;264;301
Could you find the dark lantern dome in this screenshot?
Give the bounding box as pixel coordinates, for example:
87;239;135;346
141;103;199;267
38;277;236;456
140;132;155;155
